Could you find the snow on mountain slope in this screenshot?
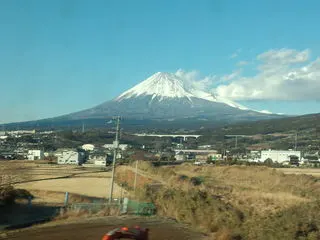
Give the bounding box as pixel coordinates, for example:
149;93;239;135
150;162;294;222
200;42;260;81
116;72;193;101
256;110;273;114
115;72;269;113
188;88;249;110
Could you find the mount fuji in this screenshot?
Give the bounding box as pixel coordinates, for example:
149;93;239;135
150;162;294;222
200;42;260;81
61;72;279;123
116;72;249;110
5;72;282;129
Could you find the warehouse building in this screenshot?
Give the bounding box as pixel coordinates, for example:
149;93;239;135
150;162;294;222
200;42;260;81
260;149;301;163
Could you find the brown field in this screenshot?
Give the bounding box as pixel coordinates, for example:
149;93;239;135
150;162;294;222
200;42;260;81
14;177;126;199
276;167;320;177
2;161;320;239
0;161;126;204
118;162;320;239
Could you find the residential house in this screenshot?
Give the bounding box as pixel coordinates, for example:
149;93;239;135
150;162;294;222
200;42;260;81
57;150;82;165
27;150;44;160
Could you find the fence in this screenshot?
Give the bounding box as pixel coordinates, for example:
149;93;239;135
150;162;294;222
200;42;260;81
66;196;156;216
126;199;156;216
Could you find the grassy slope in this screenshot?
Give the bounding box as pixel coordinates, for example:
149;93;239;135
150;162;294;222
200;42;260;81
120;162;320;240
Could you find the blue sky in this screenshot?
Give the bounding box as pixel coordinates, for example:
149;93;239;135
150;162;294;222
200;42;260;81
0;0;319;123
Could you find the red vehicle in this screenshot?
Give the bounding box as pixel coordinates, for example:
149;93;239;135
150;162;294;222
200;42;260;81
101;226;149;240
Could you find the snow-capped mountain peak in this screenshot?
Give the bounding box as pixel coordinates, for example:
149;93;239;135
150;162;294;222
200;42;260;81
116;72;193;101
115;71;270;113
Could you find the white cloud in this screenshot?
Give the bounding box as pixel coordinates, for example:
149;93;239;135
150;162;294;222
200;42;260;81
174;48;319;101
257;48;310;64
229;48;242;59
175;69;216;90
237;61;249;66
230;53;238;59
220;69;241;82
214;48;320;100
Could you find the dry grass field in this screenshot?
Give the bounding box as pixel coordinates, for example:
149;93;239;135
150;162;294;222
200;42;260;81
2;160;320;239
276;167;320;177
0;161;125;204
15;177;125;199
119;162;320;240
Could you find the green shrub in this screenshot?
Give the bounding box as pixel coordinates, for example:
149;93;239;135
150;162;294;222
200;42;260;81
178;174;189;181
0;186;33;205
190;176;204;186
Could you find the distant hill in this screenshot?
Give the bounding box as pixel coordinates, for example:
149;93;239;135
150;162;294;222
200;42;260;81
199;113;320;151
201;113;320;135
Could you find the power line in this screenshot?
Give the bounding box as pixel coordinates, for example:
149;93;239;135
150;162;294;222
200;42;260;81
225;135;250;148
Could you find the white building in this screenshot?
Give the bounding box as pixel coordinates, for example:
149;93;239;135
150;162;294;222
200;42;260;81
27;150;44;160
198;145;213;150
57;150;81;165
94;156;107;166
175;151;185;161
260;149;301;163
103;143;128;151
8;130;36;135
81;144;95;151
0;131;7;141
0;135;8;140
249;151;261;161
174;149;218;155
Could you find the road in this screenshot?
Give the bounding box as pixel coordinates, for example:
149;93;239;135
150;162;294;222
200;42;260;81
1;217;204;240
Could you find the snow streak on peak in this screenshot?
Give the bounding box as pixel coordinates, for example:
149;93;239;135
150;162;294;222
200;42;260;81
116;72;193;101
115;71;269;113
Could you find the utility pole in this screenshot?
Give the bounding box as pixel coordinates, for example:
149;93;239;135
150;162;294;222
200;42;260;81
133;160;139;193
82;122;85;133
235;136;238;148
225;135;249;149
294;132;298;151
109;116;121;203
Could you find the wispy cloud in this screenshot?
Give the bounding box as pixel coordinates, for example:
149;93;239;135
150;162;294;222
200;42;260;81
229;48;242;59
175;69;216;90
214;48;320;100
176;48;320;101
237;61;249;66
220;69;242;82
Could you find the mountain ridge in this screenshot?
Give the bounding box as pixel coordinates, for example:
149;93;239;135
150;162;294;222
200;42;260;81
2;72;285;129
115;72;251;111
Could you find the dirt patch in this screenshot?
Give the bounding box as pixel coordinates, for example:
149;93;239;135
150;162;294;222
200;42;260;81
0;161;109;186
